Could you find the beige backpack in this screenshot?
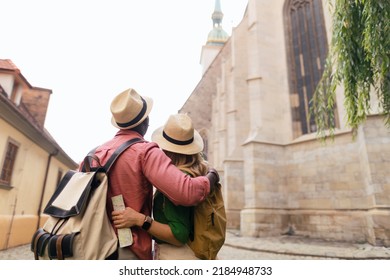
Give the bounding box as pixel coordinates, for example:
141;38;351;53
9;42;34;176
31;138;142;260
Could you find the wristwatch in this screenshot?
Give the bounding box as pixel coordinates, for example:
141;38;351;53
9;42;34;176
142;215;153;231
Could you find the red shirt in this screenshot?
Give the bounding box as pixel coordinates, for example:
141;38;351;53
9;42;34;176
89;130;210;260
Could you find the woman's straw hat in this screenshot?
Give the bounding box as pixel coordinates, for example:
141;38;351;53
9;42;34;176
152;114;203;155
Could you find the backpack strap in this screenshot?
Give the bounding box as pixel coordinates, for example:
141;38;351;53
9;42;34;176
81;138;143;172
104;138;143;172
83;151;101;172
81;146;100;172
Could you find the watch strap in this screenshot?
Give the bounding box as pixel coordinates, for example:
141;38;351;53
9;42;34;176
142;215;153;231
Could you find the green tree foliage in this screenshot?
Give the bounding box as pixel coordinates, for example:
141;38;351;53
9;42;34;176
311;0;390;139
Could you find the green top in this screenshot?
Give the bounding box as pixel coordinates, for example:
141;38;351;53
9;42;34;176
153;190;193;244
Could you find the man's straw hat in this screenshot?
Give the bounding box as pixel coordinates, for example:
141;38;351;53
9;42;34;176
110;88;153;129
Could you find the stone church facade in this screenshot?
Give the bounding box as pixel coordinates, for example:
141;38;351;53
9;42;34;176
180;0;390;246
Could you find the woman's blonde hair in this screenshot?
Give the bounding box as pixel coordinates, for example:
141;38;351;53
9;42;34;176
163;151;208;177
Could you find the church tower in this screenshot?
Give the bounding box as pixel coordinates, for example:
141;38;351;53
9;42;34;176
200;0;229;75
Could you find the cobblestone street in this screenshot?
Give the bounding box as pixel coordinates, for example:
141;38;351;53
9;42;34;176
0;243;325;260
1;230;389;260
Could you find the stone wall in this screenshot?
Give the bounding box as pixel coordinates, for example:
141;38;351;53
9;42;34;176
241;116;390;245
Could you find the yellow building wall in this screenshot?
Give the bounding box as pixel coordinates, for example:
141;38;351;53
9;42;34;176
0;119;72;250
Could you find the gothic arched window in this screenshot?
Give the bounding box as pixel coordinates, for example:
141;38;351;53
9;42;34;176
284;0;330;137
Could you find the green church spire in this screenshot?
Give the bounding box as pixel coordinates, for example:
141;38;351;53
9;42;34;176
207;0;229;46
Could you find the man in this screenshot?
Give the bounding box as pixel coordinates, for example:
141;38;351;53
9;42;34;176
88;88;219;260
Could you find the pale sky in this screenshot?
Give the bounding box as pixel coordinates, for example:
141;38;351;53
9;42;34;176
1;0;248;163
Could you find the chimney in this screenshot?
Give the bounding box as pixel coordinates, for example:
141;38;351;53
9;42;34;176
21;87;52;128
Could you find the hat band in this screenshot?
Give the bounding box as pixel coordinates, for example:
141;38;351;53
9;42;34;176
163;131;194;145
116;97;147;128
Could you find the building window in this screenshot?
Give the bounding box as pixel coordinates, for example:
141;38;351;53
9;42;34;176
0;140;19;186
284;0;330;137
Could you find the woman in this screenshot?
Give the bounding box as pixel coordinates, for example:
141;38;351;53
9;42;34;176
112;113;208;259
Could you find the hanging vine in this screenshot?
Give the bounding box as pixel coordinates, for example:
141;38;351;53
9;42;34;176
310;0;390;139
